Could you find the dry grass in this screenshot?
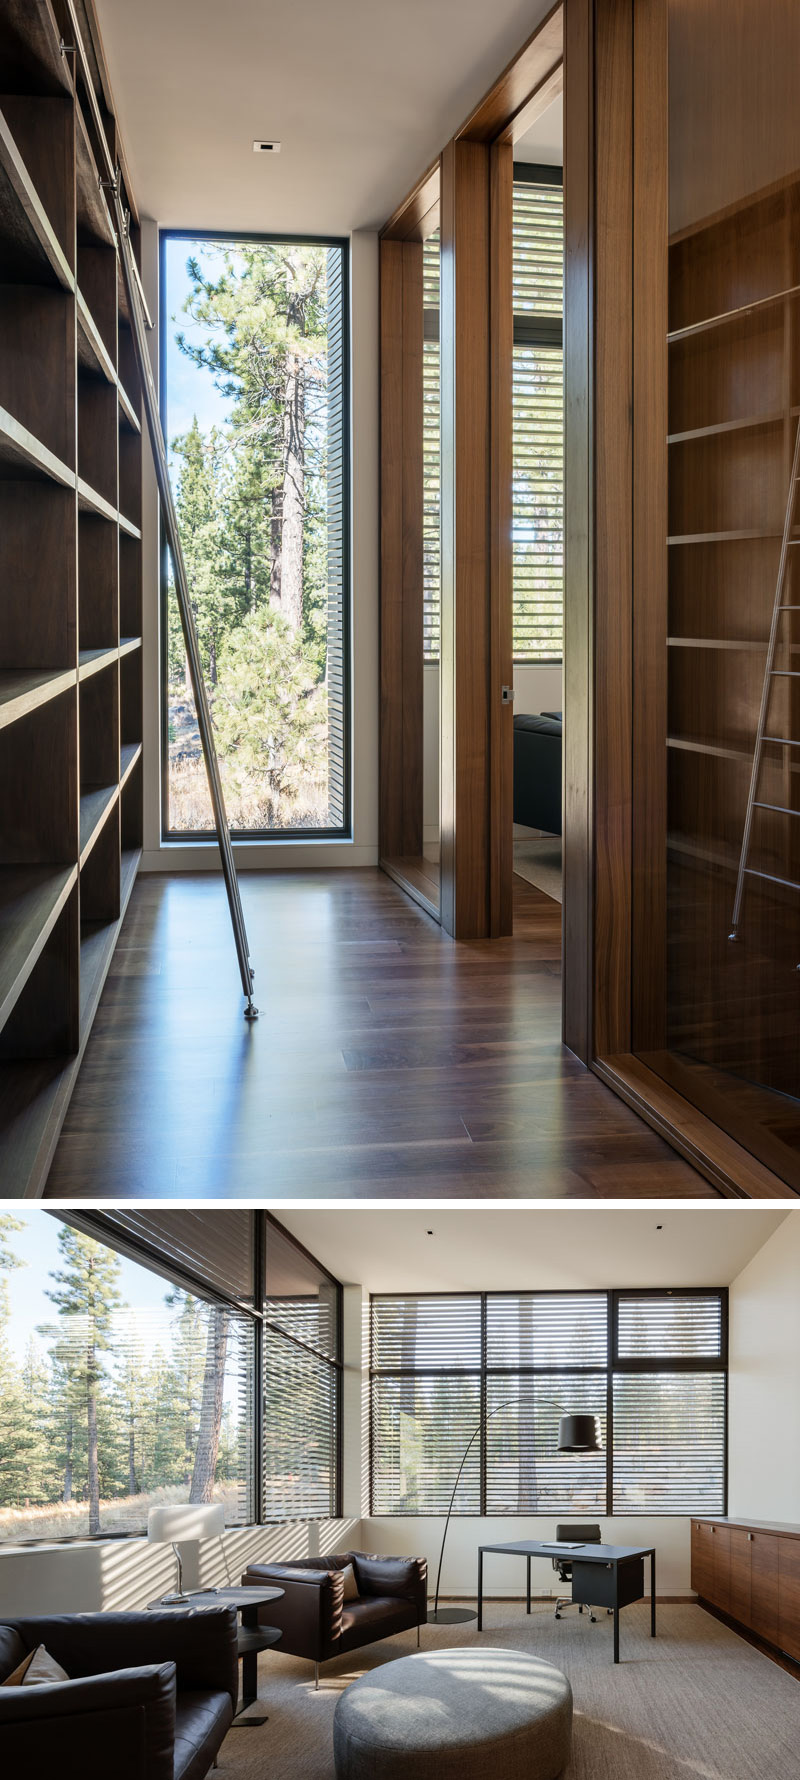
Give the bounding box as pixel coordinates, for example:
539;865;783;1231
0;1480;245;1543
167;756;329;833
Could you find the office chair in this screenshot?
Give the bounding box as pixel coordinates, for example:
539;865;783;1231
552;1522;603;1622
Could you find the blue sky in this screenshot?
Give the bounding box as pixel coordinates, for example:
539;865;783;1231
3;1213;180;1365
162;235;234;447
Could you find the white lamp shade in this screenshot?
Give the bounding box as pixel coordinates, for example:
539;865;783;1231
147;1503;226;1543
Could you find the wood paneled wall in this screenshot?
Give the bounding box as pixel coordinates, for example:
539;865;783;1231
379;237;424;862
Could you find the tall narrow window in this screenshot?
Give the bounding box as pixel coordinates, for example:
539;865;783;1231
512;168;563;663
160;233;349;838
262;1219;342;1520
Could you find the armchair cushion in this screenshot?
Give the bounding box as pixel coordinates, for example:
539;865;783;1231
0;1660;177;1780
349;1553;427;1618
173;1691;235;1780
0;1625;27;1681
4;1608;239;1714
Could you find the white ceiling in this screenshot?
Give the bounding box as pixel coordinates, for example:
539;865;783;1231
514;94;562;166
277;1208;788;1293
94;0;555;234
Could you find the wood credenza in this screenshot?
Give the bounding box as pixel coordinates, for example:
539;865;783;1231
691;1518;800;1661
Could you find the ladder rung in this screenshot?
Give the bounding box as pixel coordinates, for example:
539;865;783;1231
779;605;800;611
744;866;800;892
769;669;800;677
754;800;800;817
764;735;800;746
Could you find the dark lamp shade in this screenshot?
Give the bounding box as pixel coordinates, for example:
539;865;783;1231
558;1414;603;1454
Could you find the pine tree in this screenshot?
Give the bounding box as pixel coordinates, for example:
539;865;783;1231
44;1230;122;1535
0;1215;37;1510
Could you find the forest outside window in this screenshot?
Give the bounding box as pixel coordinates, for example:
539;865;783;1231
160;232;349;838
511;166;563;664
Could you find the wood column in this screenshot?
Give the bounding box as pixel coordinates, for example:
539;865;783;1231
379;237;424;862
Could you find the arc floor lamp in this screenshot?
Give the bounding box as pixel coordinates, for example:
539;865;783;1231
428;1406;603;1625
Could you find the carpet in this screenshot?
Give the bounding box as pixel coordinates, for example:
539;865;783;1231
215;1602;799;1778
513;836;562;903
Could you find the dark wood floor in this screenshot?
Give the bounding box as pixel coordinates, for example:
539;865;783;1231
45;869;713;1198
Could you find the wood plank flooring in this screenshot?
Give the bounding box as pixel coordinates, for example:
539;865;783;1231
45;869;714;1198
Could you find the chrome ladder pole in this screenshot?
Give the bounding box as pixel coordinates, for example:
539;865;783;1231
729;414;800;942
110;180;258;1020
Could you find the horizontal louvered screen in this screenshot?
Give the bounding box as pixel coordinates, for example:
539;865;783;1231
616;1294;723;1359
265;1219;339;1362
62;1210;256;1307
512;341;563;661
486;1293;607;1368
513;177;563;315
612;1373;726;1515
263;1327;339;1520
486;1376;606;1514
326;243;347;828
371;1295;482;1370
371;1290;727;1517
423;230;441;662
371;1375;481;1514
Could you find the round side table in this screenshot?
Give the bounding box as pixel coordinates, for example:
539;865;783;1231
148;1584;283;1727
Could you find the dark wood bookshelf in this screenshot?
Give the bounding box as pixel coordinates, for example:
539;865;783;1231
0;0;144;1194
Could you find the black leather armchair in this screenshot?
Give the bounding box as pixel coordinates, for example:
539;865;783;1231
241;1550;427;1687
513;712;562;834
0;1607;238;1780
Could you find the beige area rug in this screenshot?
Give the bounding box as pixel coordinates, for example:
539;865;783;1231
513;836;562;902
216;1602;799;1779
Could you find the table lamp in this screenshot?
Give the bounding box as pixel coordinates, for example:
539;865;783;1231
147;1503;226;1602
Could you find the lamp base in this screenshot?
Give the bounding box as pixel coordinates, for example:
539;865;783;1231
160;1591;194;1605
427;1607;478;1625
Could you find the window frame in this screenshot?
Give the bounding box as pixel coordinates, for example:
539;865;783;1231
158;227;352;844
511;162;564;667
2;1209;342;1546
369;1286;728;1518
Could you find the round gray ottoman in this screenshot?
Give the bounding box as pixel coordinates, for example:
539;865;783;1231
333;1645;572;1780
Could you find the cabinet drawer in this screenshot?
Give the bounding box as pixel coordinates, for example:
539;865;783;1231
692;1520;716;1601
750;1533;779;1645
778;1537;800;1662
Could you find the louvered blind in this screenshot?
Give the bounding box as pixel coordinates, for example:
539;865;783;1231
616;1293;723;1359
423;231;441;661
263;1326;339;1520
612;1373;726;1514
486;1292;607;1367
371;1289;727;1517
65;1210;256;1307
325;243;348;828
512;172;563;662
513;178;563;314
263;1218;342;1519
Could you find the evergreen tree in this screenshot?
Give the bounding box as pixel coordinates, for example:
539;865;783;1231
213;607;324;824
171;419;234;685
44;1230;122;1534
0;1215;36;1508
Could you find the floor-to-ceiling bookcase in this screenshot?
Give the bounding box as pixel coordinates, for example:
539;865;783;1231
0;0;143;1193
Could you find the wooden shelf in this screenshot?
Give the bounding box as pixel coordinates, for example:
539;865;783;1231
0;104;74;288
117;380;141;434
668;528;782;546
120;740;142;787
75;102;115;248
77;476;117;523
667;735;752;763
79;783;118;866
0;0;72;96
76;288;116;383
667;411;791;445
0;402;74;485
78;645;117;680
0;1;145;1197
0;666;75;730
0;863;76;1031
667;278;800;344
667;637;767;651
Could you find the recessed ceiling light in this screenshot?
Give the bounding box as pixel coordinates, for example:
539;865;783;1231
253;140;281;154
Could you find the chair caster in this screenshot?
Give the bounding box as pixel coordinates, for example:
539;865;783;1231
590;1615;597;1624
554;1612;561;1620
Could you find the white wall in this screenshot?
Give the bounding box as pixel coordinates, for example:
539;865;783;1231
728;1213;800;1523
422;660;563;840
140;227;379;871
361;1516;691;1599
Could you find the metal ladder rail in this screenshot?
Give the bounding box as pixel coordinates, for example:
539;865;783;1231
64;3;258;1020
729;414;800;942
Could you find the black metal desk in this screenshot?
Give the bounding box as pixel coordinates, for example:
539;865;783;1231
477;1539;656;1663
148;1585;283;1724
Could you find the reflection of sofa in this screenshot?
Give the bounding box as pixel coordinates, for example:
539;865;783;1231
513;713;562;835
242;1551;427;1687
0;1607;238;1779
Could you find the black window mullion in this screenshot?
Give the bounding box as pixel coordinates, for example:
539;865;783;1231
480;1294;487;1517
606;1291;615;1516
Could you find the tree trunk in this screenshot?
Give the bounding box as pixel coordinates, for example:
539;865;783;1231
63;1411;73;1503
87;1358;100;1536
269;487;282;609
190;1309;230;1503
128;1417;137;1498
280;354;305;632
